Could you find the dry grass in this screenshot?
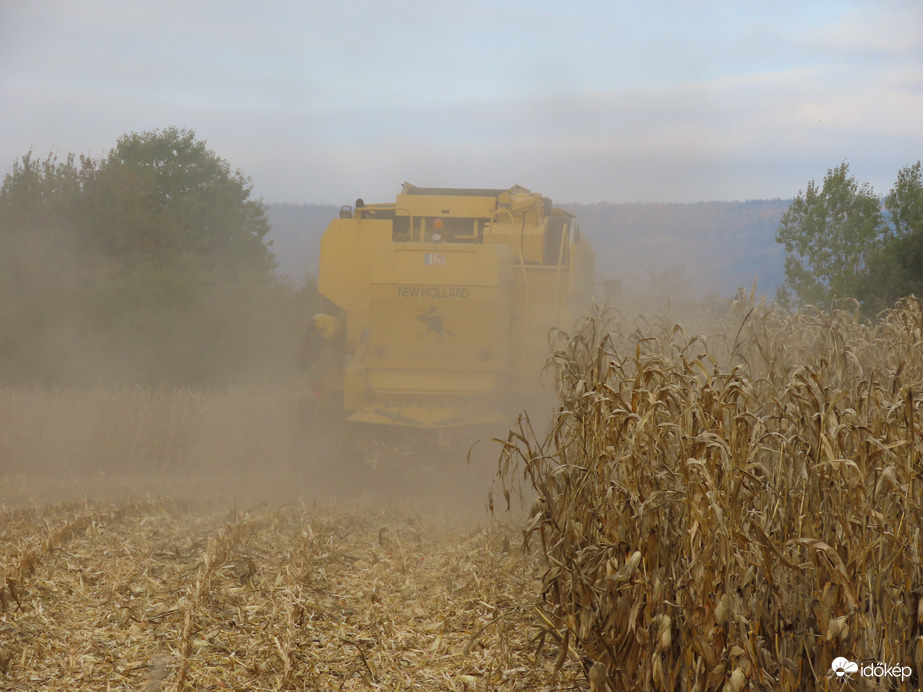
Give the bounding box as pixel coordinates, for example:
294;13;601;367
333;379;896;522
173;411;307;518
494;294;923;691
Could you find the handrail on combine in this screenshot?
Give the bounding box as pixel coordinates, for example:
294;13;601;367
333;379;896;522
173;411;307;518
554;218;570;315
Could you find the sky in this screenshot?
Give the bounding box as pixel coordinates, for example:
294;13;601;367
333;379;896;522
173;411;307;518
1;0;922;205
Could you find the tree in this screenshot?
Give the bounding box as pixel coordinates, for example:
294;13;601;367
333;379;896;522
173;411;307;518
887;161;923;238
81;128;283;383
853;162;923;314
884;161;923;297
89;127;275;276
0;128;305;385
775;162;885;308
0;151;97;382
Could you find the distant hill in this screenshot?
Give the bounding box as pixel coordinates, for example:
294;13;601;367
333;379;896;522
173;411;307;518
266;199;790;299
265;203;338;281
563;200;790;299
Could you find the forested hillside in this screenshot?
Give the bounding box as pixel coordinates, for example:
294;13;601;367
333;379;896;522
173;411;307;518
567;199;789;298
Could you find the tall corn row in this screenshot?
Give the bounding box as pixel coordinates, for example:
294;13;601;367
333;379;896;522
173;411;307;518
496;296;923;690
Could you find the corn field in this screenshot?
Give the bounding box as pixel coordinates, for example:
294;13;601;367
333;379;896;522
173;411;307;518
494;294;923;691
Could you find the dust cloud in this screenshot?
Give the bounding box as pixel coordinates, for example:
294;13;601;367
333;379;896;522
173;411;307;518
0;383;544;522
0;282;730;518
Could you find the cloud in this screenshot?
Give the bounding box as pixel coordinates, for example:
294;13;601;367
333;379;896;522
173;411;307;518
810;4;923;58
1;1;921;203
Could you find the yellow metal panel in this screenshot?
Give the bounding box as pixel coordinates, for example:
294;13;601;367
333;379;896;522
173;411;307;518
396;194;496;218
318;217;393;346
364;243;513;402
378;246;478;284
483;225;545;265
318;218;392;313
347;404;507;428
367;369;500;396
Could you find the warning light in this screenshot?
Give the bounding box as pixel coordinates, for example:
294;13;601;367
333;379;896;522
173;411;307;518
433;218;443;229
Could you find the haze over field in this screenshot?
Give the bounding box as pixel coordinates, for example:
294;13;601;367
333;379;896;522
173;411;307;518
2;1;921;205
266;200;791;298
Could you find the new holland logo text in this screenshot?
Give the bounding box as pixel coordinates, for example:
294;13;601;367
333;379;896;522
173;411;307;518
397;286;469;299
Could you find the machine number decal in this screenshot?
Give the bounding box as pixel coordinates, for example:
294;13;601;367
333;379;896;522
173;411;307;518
424;253;446;265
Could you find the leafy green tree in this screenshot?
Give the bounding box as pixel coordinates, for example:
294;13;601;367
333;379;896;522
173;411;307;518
89;127;275;276
887;162;923;238
775;162;886;308
884;161;923;294
861;162;923;313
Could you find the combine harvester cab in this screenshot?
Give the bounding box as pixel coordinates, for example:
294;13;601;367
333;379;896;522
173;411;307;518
309;183;594;454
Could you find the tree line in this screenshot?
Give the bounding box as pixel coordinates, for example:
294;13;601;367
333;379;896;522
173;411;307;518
0;127;317;386
776;161;923;313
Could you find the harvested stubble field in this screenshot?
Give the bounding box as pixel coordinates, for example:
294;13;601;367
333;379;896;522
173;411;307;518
0;489;584;690
0;386;582;691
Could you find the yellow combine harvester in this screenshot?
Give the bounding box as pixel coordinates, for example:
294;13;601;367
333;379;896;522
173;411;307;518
304;183;594;445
